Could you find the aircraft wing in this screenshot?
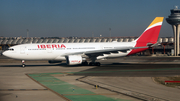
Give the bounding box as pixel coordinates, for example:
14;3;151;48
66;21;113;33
62;46;149;56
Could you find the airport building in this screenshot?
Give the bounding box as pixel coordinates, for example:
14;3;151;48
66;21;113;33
0;37;174;56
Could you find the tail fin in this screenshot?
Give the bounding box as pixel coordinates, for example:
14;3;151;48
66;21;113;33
128;17;164;55
133;17;164;46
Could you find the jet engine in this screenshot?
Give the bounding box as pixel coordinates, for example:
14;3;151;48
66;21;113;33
66;55;82;65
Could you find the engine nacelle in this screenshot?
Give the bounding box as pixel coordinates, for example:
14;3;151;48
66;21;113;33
48;60;62;63
66;55;82;65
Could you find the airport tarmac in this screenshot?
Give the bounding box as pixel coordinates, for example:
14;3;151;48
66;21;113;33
0;56;180;101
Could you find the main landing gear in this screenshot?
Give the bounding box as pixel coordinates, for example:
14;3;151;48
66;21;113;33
82;61;89;66
89;62;101;66
82;61;101;66
22;60;25;68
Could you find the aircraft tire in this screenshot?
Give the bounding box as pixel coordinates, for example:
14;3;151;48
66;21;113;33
89;62;94;66
95;62;101;66
89;62;100;66
82;61;88;66
22;64;25;68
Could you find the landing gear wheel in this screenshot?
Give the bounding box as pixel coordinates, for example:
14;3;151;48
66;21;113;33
82;61;88;66
95;62;101;66
89;62;94;66
22;60;25;68
22;64;26;68
89;62;101;66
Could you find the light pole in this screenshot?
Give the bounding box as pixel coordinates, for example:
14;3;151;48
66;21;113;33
109;28;111;37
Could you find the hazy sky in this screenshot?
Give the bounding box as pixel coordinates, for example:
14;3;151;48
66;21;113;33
0;0;179;37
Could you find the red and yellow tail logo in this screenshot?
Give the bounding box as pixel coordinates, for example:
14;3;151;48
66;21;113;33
134;17;164;45
129;17;164;55
147;17;164;29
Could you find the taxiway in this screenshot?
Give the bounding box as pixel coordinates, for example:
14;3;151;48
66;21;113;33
0;56;180;101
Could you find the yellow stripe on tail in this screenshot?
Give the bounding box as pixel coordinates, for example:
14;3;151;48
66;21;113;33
147;17;164;28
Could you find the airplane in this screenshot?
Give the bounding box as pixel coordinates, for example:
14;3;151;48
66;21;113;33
3;17;164;67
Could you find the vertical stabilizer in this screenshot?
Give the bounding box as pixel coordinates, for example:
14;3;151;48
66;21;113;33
133;17;164;45
129;17;164;55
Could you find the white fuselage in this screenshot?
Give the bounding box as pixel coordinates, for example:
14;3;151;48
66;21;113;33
3;42;136;60
2;17;164;66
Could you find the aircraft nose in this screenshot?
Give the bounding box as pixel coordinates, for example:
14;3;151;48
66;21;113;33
2;51;8;57
2;51;6;56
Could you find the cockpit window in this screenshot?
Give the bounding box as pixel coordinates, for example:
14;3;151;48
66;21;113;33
8;48;14;51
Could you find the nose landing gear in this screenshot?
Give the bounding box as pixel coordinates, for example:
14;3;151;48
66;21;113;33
22;60;25;68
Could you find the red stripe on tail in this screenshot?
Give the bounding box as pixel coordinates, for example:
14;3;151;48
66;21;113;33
128;17;163;55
